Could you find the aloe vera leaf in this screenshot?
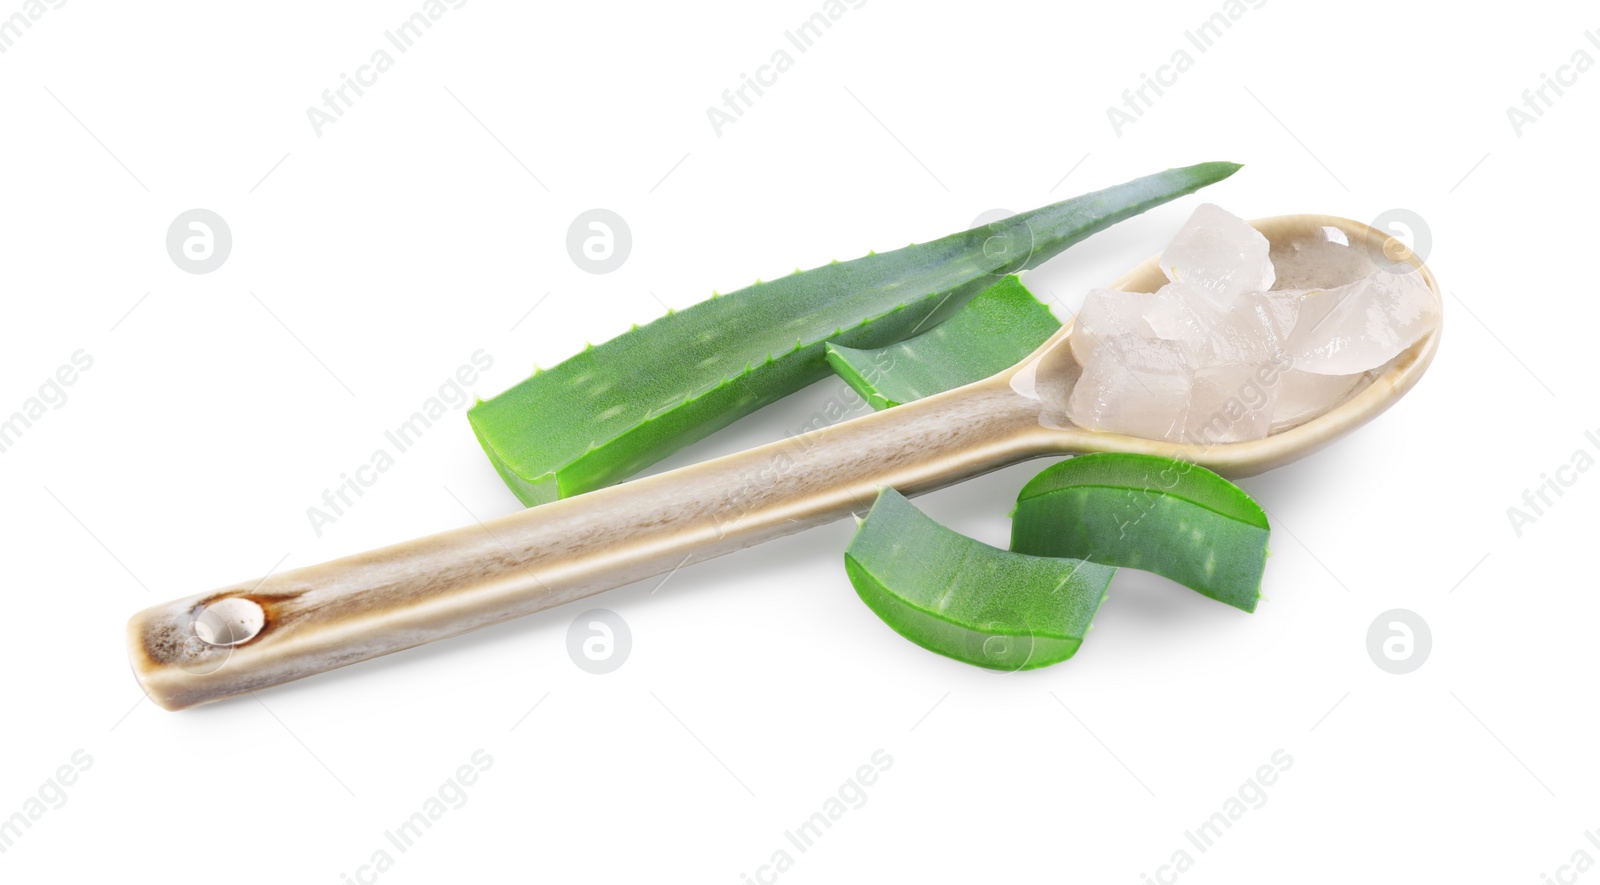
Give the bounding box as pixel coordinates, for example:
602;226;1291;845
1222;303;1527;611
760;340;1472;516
825;275;1061;410
470;162;1243;506
845;487;1116;670
1010;453;1269;612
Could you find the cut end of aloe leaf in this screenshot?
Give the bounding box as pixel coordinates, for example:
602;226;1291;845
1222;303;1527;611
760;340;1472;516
469;416;559;506
845;488;1115;671
1012;453;1269;612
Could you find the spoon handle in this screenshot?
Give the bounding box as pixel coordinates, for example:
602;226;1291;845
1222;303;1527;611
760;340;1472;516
127;377;1053;710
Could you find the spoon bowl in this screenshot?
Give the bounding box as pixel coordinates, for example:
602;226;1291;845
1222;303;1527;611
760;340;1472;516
127;213;1440;709
1005;212;1440;476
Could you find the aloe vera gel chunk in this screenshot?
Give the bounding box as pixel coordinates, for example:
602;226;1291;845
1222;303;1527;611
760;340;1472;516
1066;204;1441;443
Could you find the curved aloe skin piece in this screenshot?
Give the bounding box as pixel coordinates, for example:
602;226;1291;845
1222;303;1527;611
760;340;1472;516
846;455;1269;669
825;275;1061;410
845;488;1115;670
1011;453;1269;612
470;162;1243;506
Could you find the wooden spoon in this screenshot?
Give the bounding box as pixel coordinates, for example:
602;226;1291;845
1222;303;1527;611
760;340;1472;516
127;214;1440;710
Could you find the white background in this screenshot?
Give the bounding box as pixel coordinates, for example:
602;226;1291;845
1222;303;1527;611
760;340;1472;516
1;1;1593;882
